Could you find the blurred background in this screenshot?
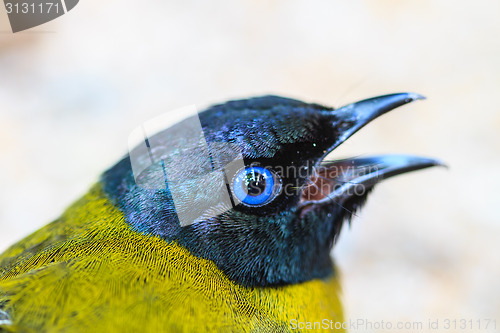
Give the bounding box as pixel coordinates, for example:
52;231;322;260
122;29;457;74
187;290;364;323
1;1;499;331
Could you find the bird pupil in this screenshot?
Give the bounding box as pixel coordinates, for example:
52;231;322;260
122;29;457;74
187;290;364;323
243;172;266;196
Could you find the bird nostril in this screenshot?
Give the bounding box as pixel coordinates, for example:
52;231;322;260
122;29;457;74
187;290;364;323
338;121;353;130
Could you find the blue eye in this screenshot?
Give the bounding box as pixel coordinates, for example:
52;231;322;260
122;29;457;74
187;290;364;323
232;166;279;206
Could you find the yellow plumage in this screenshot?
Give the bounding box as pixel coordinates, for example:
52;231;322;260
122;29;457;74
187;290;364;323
0;93;441;332
0;184;344;332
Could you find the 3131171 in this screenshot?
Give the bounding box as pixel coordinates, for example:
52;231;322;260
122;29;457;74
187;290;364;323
5;2;60;14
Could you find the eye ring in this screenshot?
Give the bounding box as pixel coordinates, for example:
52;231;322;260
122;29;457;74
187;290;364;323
232;166;281;206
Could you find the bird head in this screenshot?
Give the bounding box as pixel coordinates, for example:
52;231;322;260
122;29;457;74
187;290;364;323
103;93;443;287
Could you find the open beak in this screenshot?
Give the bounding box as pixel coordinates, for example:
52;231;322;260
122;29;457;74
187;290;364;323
299;93;445;207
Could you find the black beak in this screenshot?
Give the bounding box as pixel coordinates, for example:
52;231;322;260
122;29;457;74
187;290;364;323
300;93;445;206
324;92;425;156
300;155;445;206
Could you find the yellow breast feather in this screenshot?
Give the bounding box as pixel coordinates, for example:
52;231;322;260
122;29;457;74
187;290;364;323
0;184;344;332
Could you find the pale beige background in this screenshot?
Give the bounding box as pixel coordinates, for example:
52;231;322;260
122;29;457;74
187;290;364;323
0;1;499;332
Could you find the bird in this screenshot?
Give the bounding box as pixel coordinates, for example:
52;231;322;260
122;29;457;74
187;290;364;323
0;93;443;332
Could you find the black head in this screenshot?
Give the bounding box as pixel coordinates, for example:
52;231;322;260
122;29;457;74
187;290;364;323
103;94;443;287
